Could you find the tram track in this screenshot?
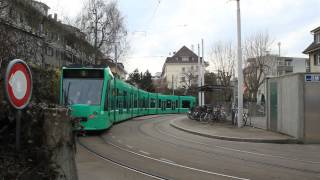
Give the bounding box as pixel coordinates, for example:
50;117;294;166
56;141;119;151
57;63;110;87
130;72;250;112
78;137;171;180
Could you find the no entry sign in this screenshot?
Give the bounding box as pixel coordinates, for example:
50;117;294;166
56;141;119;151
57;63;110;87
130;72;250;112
5;59;33;109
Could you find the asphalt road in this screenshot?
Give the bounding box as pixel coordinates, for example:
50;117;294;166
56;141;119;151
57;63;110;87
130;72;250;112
77;114;320;180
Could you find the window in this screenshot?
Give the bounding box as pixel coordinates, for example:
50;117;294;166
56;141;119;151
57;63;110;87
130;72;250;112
123;91;127;109
191;66;194;71
166;100;172;108
182;67;185;72
316;33;320;43
181;76;185;82
158;99;161;108
182;100;191;108
182;57;188;61
46;47;53;56
315;54;320;66
150;98;156;108
285;59;292;66
104;80;110;111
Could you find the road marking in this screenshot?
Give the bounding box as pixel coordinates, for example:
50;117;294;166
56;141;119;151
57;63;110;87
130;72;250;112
126;145;133;149
139;150;151;155
159;158;175;164
107;140;249;180
79;143;167;180
159;123;320;165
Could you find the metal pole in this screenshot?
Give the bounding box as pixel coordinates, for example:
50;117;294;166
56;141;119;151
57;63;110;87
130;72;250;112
197;44;201;106
236;0;243;127
201;39;205;106
172;75;174;95
278;42;281;57
115;44;118;78
16;110;22;151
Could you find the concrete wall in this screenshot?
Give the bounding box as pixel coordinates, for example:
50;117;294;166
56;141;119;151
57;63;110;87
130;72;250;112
276;74;304;139
267;73;320;143
304;78;320;143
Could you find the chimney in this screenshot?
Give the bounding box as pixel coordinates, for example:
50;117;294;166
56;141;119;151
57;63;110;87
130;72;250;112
54;13;57;21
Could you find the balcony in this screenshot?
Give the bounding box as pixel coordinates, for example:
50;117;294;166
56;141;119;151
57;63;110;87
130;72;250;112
277;65;293;74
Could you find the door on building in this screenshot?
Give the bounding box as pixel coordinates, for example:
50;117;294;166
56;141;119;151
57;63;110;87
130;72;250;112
270;82;278;131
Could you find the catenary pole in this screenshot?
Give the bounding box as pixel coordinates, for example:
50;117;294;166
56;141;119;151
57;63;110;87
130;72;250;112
198;44;201;106
236;0;243;127
201;39;205;106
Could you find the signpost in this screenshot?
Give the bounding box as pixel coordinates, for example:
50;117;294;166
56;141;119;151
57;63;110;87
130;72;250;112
4;59;33;150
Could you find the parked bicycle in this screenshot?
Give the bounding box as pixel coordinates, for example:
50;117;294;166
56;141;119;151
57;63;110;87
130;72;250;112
232;108;249;126
188;105;227;123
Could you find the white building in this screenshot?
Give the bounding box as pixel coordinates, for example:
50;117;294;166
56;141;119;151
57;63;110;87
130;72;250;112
161;46;207;89
303;26;320;72
246;55;308;103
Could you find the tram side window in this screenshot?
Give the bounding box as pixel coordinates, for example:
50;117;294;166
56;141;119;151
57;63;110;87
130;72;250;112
112;88;116;110
116;89;118;108
134;94;138;108
158;99;161;108
172;101;175;110
104;80;110;111
142;98;145;108
150;98;156;108
166;100;171;108
123;91;127;109
182;100;191;108
176;100;179;108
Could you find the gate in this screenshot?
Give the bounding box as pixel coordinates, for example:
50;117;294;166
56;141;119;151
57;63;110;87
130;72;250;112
269;82;278;131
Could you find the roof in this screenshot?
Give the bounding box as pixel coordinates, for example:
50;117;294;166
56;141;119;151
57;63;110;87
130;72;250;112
303;42;320;54
311;26;320;33
164;46;203;64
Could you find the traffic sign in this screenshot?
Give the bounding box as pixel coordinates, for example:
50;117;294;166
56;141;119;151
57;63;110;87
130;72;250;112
5;59;33;109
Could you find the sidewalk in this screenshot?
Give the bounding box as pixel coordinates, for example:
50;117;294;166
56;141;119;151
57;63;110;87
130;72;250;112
170;117;297;143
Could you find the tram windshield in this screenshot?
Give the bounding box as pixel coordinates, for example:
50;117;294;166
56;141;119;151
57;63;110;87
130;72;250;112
63;78;103;105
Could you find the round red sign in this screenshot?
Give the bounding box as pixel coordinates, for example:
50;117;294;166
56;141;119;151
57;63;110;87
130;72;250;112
5;59;33;109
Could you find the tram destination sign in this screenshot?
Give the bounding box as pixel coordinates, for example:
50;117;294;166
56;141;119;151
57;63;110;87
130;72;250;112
5;59;33;109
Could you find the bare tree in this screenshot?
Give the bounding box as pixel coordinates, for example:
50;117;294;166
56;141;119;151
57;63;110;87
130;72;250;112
209;41;236;101
180;69;198;91
76;0;127;63
243;31;275;101
0;0;9;11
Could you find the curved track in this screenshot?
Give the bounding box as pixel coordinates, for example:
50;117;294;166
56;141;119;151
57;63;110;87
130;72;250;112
77;115;320;180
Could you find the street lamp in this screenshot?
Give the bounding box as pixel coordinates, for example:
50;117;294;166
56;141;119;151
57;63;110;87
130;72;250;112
236;0;243;127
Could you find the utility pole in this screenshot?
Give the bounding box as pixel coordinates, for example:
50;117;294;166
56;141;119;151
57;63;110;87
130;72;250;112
201;39;205;106
197;44;201;106
278;42;281;57
236;0;243;127
172;75;174;95
115;44;118;78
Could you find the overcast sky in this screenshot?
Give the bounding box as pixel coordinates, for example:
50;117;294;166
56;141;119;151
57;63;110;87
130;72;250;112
39;0;320;75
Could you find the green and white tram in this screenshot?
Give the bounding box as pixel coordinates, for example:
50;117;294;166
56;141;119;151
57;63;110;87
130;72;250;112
60;66;196;131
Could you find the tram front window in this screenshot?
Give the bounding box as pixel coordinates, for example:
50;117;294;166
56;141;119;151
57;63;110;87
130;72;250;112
63;79;103;105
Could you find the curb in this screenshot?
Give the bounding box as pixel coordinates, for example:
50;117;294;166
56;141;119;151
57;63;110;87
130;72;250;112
170;120;298;144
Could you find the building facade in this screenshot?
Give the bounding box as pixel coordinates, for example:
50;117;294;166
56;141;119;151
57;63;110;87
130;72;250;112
0;0;126;76
303;26;320;72
161;46;207;90
245;55;308;103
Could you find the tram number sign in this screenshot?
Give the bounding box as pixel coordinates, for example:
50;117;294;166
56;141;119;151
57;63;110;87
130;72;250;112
5;59;33;109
